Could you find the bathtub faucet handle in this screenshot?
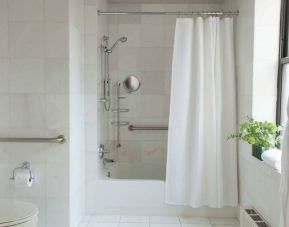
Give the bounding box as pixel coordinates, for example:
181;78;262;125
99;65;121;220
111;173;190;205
98;144;110;159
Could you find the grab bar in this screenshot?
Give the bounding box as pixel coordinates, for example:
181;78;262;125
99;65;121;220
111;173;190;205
111;121;129;126
128;125;168;131
0;135;66;144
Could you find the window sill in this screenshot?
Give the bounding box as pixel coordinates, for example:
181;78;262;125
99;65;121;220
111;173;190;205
254;158;281;179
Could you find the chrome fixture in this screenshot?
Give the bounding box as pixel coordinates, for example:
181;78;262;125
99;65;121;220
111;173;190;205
98;144;110;159
100;36;128;111
111;108;129;113
98;10;239;16
0;135;66;144
111;83;129;147
110;76;141;147
111;121;129;126
10;161;35;182
128;125;168;131
123;75;141;93
103;158;115;165
104;37;127;54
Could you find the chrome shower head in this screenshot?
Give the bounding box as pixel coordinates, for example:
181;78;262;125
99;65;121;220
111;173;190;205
106;36;127;53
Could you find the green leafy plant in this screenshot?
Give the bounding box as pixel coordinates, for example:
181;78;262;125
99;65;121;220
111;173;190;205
228;117;282;149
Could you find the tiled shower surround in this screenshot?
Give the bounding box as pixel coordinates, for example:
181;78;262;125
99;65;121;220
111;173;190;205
105;3;221;177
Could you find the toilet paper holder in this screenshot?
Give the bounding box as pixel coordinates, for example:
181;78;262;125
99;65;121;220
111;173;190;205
10;161;35;182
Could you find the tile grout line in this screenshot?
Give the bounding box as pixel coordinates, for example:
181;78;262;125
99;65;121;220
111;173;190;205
178;216;181;226
78;216;239;227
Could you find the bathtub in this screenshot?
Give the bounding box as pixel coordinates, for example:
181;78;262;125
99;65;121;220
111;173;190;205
86;163;237;217
106;162;166;180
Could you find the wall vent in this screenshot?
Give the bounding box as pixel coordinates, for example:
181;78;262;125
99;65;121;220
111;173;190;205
240;207;270;227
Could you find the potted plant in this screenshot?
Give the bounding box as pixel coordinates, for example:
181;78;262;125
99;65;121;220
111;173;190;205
228;117;282;160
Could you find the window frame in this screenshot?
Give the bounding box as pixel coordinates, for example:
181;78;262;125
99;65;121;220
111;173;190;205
276;0;289;125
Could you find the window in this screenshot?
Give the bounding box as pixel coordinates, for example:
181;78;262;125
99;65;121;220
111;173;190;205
277;0;289;126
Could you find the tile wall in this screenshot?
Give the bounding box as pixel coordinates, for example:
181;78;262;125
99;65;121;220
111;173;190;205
0;0;281;225
105;2;222;179
0;0;85;226
231;0;282;226
83;0;108;185
69;0;86;226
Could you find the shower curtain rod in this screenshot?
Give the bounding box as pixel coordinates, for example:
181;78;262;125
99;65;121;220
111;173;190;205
98;10;239;16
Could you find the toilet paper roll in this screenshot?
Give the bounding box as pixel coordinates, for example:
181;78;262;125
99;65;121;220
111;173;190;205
13;170;34;187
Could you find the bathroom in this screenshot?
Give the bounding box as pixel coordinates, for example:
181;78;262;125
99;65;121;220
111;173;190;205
0;0;286;226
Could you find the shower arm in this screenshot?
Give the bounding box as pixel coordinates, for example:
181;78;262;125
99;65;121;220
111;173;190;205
105;40;121;53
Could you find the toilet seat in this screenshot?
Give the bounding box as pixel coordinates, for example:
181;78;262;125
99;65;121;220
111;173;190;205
0;200;38;227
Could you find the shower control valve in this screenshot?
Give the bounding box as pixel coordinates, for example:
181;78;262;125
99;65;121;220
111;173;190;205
98;144;109;159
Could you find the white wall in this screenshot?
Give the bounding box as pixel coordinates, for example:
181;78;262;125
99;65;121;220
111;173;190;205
69;0;86;226
0;0;86;226
84;0;109;213
229;0;282;226
0;0;70;226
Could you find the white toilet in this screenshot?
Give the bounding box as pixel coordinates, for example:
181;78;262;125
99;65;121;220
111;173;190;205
0;200;38;227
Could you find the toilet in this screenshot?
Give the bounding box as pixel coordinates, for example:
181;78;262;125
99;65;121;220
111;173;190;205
0;200;38;227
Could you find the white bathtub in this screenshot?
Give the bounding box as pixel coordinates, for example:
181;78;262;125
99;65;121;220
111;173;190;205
105;162;166;180
86;163;237;217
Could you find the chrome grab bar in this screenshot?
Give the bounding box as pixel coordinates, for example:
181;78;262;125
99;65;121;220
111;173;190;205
98;10;240;16
0;135;66;144
111;108;130;113
111;121;129;126
128;125;168;131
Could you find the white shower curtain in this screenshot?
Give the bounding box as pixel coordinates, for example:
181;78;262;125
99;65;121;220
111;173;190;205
166;17;238;208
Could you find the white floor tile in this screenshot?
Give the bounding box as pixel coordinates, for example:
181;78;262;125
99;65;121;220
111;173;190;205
119;223;150;227
209;218;239;225
182;224;212;227
120;216;149;223
213;225;239;227
89;215;120;223
150;224;181;227
150;216;180;224
87;223;118;227
79;215;239;227
179;217;210;224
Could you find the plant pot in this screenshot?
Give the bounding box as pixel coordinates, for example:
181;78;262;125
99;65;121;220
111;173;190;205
252;145;266;160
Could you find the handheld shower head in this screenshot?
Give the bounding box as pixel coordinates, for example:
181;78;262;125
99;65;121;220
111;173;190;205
105;36;127;53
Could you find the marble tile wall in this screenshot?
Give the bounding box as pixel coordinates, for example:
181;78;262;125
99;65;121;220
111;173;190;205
83;0;109;184
0;0;71;226
225;0;282;226
69;0;86;226
105;3;221;178
0;0;86;226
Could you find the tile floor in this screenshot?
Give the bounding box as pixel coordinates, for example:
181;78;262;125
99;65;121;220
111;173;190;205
79;216;240;227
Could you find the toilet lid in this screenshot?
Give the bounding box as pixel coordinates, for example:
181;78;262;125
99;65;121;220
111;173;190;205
0;200;38;226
